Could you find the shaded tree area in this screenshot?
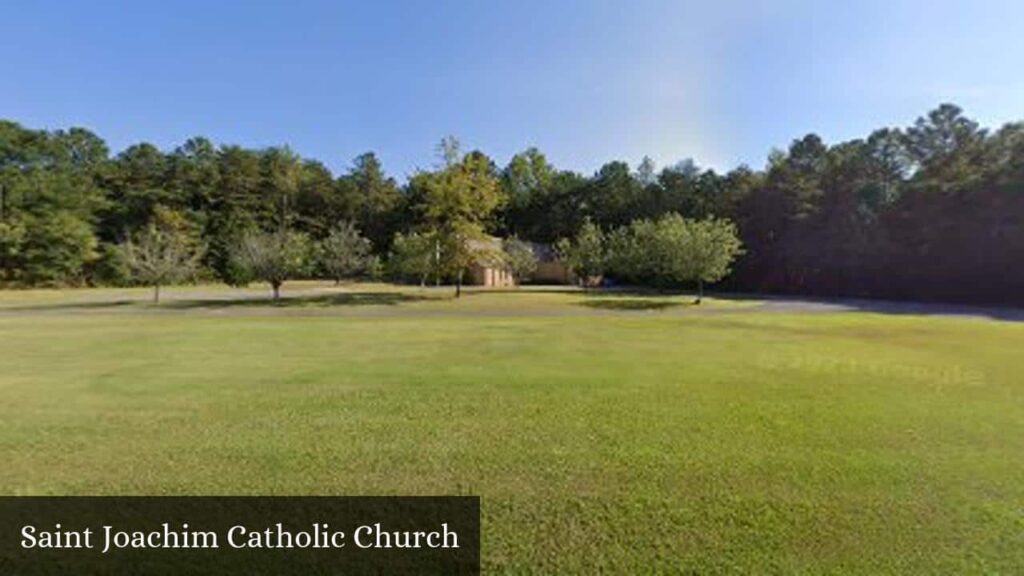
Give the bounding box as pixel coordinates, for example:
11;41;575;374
407;138;505;297
1;103;1021;305
727;106;1024;305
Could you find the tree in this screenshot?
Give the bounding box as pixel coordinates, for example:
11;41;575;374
555;218;605;286
417;139;506;297
101;143;174;235
678;217;744;303
603;214;743;301
1;106;1021;306
0;121;106;285
118;208;203;303
0;217;26;283
865;128;911;204
231;229;311;300
168;136;219;214
502;148;557;237
636;156;657;186
319;221;371;284
500;155;587;242
905;104;985;175
605;218;656;283
260;146;302;230
208;145;262;284
292;160;340;237
346;152;402;252
20;212;98;286
364;254;384;281
581;161;644;228
437;135;462;168
388;231;435;286
503;237;537;285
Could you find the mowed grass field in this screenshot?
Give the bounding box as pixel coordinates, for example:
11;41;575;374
1;284;1022;573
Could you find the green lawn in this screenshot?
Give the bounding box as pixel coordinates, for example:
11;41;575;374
1;284;1022;573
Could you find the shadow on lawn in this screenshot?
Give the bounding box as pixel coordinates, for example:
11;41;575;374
457;286;583;297
165;291;431;310
460;286;695;298
577;298;684;312
2;299;140;312
2;292;432;312
456;285;696;311
714;291;1024;322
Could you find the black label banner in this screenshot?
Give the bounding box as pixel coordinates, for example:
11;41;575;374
0;496;480;575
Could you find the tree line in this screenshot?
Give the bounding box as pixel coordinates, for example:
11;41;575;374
1;103;1021;305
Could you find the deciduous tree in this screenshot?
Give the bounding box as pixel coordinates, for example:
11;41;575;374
678;217;744;303
319;221;371;284
556;218;605;286
417;139;505;297
388;231;435;287
503;236;537;285
118;208;203;303
231;229;311;300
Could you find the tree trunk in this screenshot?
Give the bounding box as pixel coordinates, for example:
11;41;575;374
455;270;463;298
434;239;441;287
153;284;161;304
272;281;281;301
695;279;703;305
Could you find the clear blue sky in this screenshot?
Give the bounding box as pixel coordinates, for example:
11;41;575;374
3;1;1022;178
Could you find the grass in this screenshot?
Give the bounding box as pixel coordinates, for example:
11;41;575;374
1;283;1022;573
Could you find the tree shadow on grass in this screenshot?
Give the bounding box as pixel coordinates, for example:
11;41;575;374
164;291;431;310
2;292;433;313
577;298;684;312
459;286;694;298
577;286;696;298
712;292;1024;322
456;286;584;297
2;300;140;312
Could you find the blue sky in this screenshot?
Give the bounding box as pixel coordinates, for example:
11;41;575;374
3;1;1022;178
